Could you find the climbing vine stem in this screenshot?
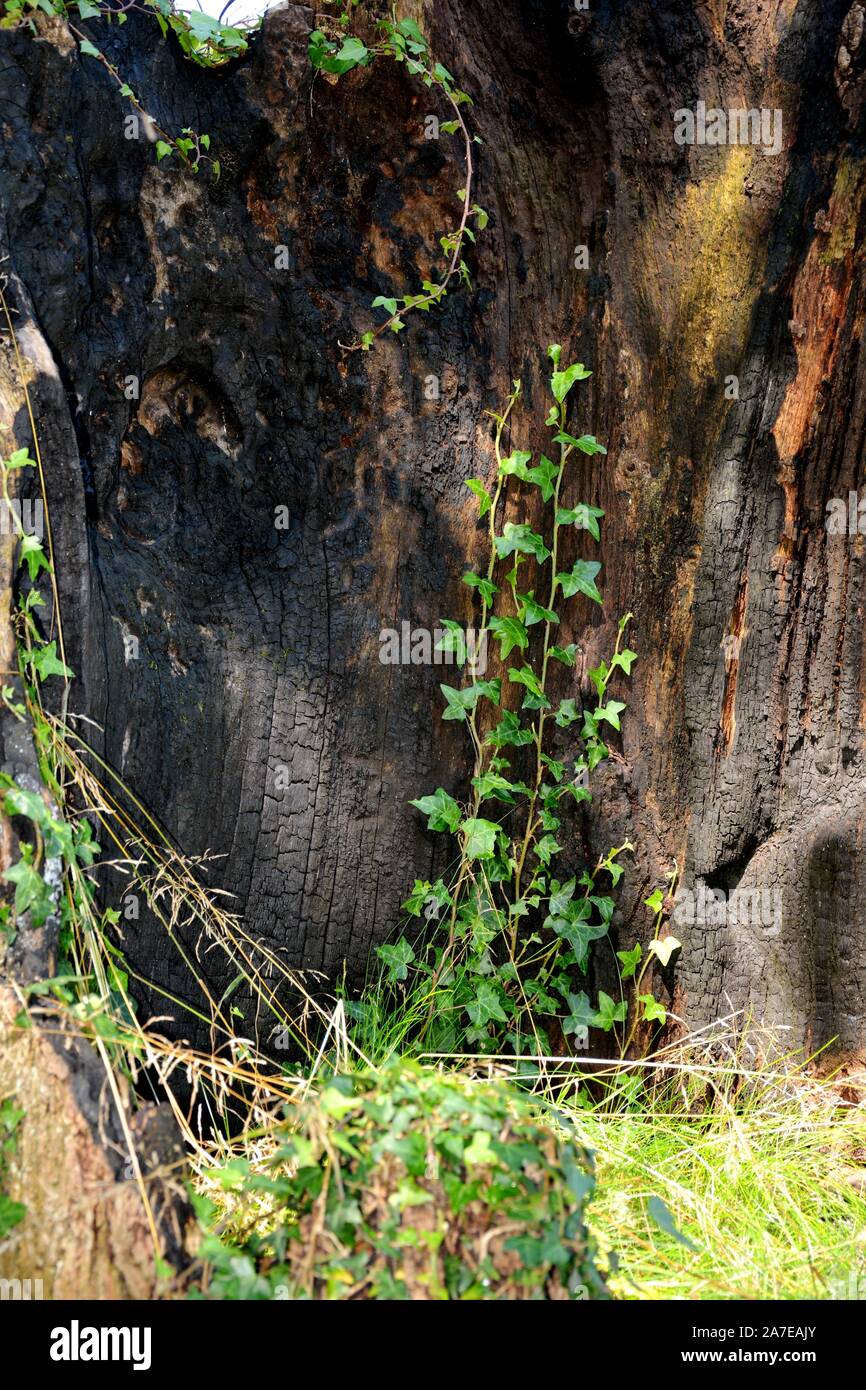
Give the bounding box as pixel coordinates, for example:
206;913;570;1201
309;9;486;351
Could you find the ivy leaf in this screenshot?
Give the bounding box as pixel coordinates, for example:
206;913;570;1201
488;615;528;659
460;818;500;860
548;907;608;972
309;32;370;74
78;37;101;58
591;990;628;1031
556;502;605;540
440;680;500;721
617;943;642;980
524;978;559;1014
648;935;682;967
486;710;534;748
553;431;607;455
562;990;594;1036
549;643;578;667
518;591;558;627
525;455;559;501
557;559;602;604
554;698;580;729
494;523;550;565
499;449;532;480
467;980;508;1027
371;295;399;315
472;771;528;804
540;752;565;782
548;878;576;916
28;642;73;682
595;700;626;731
18;534;50;583
4;856;52;926
375;937;415;984
155;140;172;162
508;665;549;710
611;647;638;677
534;834;561;865
644;887;665;914
435;619;470;665
640;993;667;1024
402;879;450;918
466;479;492;516
5;448;35;471
409;787;461;833
550;362;591;402
463;570;498;606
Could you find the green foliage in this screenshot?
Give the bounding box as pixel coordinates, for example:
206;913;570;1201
0;0;249;175
199;1062;607;1300
309;11;484;351
365;351;645;1057
0;434;137;1060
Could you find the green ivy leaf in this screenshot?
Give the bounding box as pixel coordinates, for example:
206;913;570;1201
486;710;534;748
409;787;461;833
28;641;73;682
18;534;50;583
555;502;605;539
554;698;580;728
467;980;508;1027
595;699;626;731
524;455;560;502
617;943;642;980
591;990;628;1031
518;591;558;627
460;818;501;860
640;993;667;1024
494;523;550;565
562;989;594;1036
534;834;561;866
553;431;607;455
375;936;415;984
439;679;500;721
487;615;528;659
466;479;492;516
463;570;498;606
499;449;532;480
508;665;549;710
472;771;528;804
550;362;591;402
557;559;602;604
4;856;52;926
611;647;638;676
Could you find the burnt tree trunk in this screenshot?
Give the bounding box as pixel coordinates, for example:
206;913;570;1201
2;0;865;1053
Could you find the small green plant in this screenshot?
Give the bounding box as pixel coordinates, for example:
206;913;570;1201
614;865;682;1059
198;1061;608;1300
309;10;485;351
365;348;640;1058
1;0;252;174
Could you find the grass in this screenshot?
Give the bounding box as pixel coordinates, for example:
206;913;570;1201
565;1041;866;1300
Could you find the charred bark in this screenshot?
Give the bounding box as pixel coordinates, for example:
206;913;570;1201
1;0;865;1053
